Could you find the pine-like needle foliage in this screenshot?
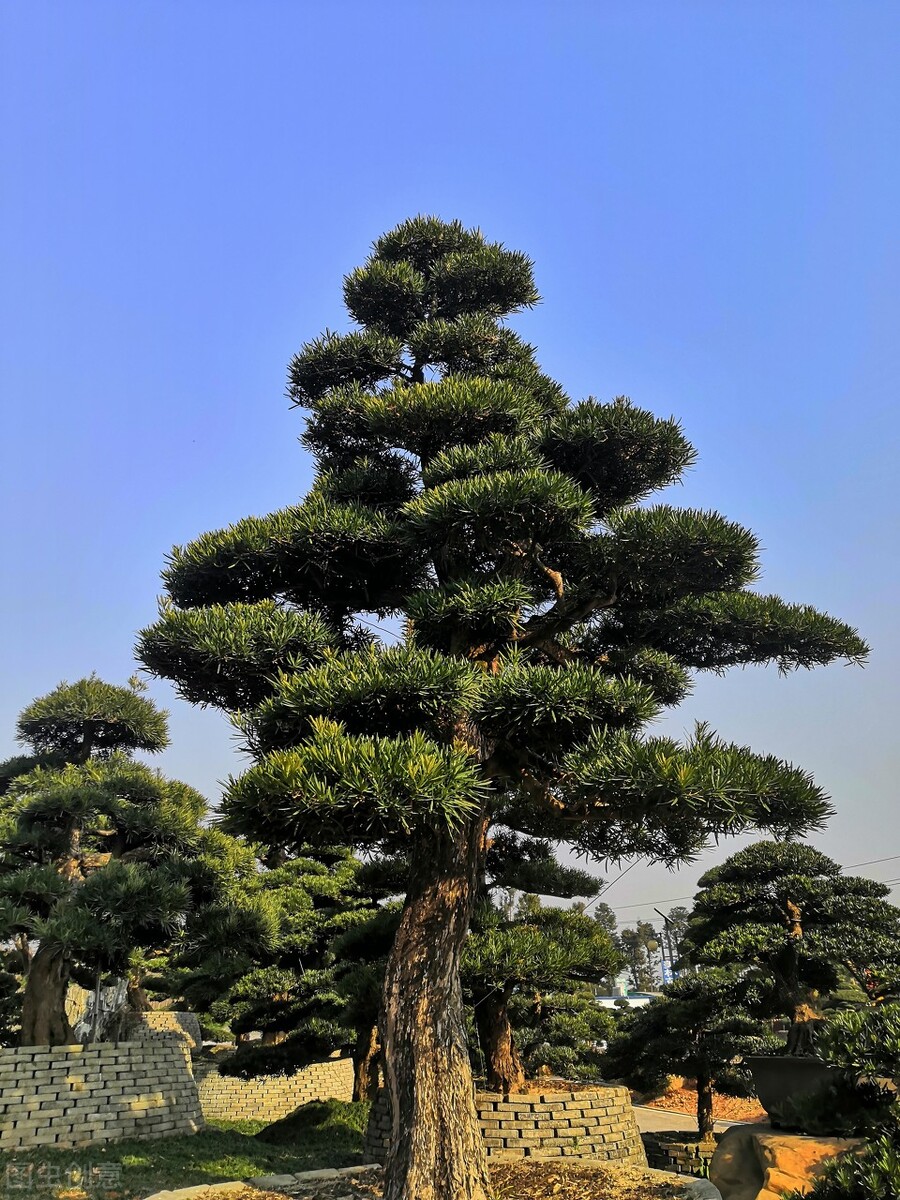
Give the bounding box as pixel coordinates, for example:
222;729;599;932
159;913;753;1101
166;844;393;1097
136;216;868;1195
603;969;778;1138
683;841;900;1053
139;216;865;871
0;679;207;1045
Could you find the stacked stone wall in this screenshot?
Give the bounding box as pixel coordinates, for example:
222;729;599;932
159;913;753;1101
126;1011;203;1050
365;1086;647;1164
192;1055;354;1122
641;1130;720;1174
0;1042;203;1151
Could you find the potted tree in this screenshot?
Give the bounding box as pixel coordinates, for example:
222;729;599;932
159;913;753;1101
783;1004;900;1197
682;841;900;1120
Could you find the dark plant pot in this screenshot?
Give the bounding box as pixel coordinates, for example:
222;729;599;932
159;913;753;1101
746;1055;842;1123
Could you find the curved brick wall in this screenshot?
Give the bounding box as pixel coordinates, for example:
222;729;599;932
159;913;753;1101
192;1054;354;1122
0;1042;203;1151
365;1086;647;1165
127;1011;203;1049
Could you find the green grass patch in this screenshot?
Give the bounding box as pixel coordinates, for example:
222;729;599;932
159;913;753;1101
0;1100;370;1199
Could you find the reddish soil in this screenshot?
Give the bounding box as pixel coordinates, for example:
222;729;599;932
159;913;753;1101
634;1081;766;1123
516;1078;614;1095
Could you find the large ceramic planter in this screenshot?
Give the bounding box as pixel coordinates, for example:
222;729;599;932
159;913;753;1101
746;1055;842;1124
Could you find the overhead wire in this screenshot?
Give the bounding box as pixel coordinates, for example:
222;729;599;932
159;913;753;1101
353;620;900;916
606;854;900;918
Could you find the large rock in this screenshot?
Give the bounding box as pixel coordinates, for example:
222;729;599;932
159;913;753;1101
710;1125;862;1200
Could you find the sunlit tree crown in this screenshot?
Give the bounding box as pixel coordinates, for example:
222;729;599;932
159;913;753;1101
138;215;868;875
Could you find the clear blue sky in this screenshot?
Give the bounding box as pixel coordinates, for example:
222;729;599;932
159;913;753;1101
2;2;898;923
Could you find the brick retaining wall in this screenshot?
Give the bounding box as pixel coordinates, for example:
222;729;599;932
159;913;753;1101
365;1087;647;1164
127;1012;203;1050
192;1054;354;1122
641;1131;720;1174
0;1042;203;1151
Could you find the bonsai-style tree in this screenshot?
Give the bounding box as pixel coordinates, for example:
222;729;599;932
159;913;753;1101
138;217;866;1200
0;678;206;1045
1;675;169;778
463;893;621;1092
603;969;775;1138
683;841;900;1054
170;845;395;1101
508;981;618;1082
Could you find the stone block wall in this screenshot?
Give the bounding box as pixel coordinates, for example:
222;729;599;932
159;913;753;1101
126;1011;203;1050
365;1087;647;1165
641;1131;719;1174
0;1042;203;1151
192;1054;354;1122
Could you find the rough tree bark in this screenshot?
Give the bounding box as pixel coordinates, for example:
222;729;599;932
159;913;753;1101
353;1023;381;1102
261;1029;288;1045
126;976;153;1012
695;1065;715;1140
786;998;824;1055
474;986;526;1094
19;943;74;1046
780;900;824;1055
380;817;492;1200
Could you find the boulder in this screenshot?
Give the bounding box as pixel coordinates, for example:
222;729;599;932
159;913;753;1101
710;1124;862;1200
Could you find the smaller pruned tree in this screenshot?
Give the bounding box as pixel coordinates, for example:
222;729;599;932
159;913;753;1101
603;969;775;1138
683;841;900;1054
169;845;395;1100
784;1005;900;1199
463;898;620;1092
508;982;618;1083
0;678;206;1046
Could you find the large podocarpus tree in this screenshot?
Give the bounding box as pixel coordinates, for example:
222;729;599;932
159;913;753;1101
139;218;866;1200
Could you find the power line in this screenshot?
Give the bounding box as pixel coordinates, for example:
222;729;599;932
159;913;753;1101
607;854;900;918
581;861;641;913
844;855;900;870
357;616;402;640
613;894;694;914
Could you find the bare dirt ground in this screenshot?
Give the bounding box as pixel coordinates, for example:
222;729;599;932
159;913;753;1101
192;1162;696;1200
634;1080;766;1124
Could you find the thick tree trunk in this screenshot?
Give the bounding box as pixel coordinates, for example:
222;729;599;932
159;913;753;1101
126;978;152;1012
353;1024;381;1102
781;902;824;1055
785;998;824;1055
19;943;74;1046
380;818;491;1200
696;1067;715;1140
475;987;526;1094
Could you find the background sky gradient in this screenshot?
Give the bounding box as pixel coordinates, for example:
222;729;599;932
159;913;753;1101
2;2;898;924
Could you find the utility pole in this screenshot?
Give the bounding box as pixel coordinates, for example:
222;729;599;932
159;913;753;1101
655;908;678;982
